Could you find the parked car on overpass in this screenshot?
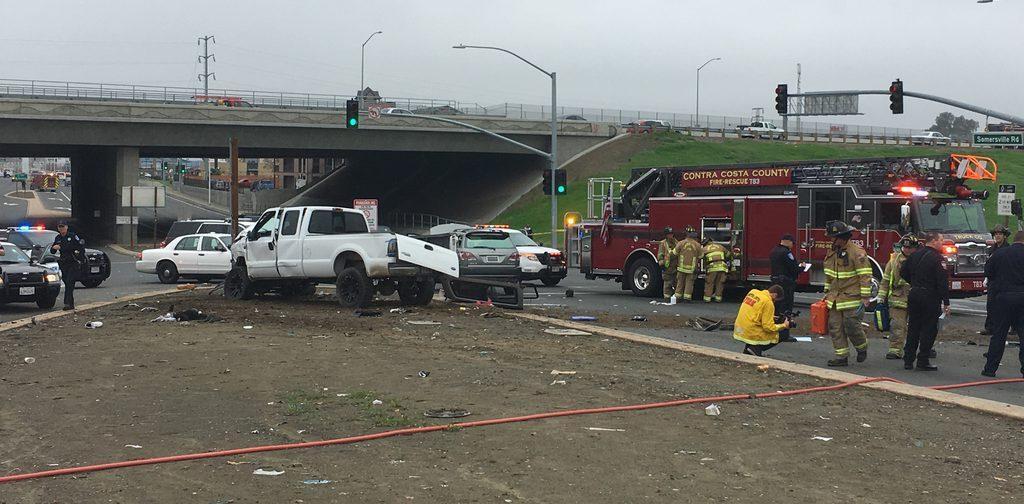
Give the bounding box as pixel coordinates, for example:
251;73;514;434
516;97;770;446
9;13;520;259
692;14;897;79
911;131;951;146
381;107;414;115
626;120;672;133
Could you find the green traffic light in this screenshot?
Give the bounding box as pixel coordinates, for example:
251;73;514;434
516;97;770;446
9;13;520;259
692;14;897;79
348;118;358;126
557;185;566;194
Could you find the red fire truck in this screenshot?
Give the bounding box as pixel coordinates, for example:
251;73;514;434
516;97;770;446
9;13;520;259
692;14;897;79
569;154;997;299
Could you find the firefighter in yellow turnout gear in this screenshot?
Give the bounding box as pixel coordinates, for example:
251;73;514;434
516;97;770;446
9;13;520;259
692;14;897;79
656;227;679;299
822;221;874;367
702;237;730;302
674;226;701;302
878;236;920;360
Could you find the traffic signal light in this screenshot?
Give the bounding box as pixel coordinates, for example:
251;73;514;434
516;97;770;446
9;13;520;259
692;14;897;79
889;79;903;114
542;169;567;195
774;84;788;115
346;99;359;128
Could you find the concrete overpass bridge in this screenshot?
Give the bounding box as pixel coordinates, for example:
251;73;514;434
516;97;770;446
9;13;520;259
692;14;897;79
0;90;614;242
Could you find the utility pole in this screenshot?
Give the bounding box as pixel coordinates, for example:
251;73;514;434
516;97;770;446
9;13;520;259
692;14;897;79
796;63;802;135
198;35;216;203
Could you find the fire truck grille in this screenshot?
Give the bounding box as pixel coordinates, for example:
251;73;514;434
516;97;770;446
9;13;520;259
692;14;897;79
956;244;987;274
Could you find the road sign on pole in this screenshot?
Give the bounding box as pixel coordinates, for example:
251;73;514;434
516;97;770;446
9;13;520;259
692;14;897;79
353;198;378;231
998;184;1016;217
974;132;1024;147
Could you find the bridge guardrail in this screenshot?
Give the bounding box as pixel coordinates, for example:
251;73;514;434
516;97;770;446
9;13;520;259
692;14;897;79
0;78;953;142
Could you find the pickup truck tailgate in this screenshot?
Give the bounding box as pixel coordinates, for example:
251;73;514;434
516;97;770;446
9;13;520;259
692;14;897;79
396;235;460;278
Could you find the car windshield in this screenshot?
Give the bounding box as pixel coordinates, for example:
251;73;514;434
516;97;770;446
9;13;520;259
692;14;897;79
464;232;513;249
22;230;58;248
916;200;986;233
0;245;31;264
508;232;538;247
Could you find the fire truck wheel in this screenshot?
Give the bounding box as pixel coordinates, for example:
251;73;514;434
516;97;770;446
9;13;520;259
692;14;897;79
626;256;660;298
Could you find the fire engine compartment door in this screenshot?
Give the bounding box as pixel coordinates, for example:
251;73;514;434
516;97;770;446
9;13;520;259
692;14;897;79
744;197;798;281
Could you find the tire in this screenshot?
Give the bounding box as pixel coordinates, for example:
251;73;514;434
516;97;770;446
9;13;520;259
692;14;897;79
336;267;374;308
156;261;179;284
36;293;57;309
626;256;661;297
397;279;435;306
80;278;103;288
539;272;561;287
224;264;255;300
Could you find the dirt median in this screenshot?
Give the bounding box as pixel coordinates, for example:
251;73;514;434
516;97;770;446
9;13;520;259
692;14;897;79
0;292;1022;502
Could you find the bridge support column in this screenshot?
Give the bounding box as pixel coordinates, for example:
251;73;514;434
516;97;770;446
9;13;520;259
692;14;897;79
69;147;139;244
114;147;140;245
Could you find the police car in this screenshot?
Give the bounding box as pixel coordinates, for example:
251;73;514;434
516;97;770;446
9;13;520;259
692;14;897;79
0;241;62;308
502;227;567;286
0;226;111;288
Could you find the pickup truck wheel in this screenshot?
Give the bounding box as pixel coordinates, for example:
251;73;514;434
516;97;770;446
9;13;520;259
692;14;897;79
80;279;103;288
224;265;255;300
156;261;179;284
626;256;661;298
398;279;435;306
539;272;561;287
337;267;373;308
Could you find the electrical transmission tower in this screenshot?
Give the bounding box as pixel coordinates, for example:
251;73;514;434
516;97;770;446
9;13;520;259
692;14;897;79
197;35;216;101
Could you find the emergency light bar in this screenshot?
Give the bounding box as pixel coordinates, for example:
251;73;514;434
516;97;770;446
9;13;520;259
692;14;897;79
897;186;929;197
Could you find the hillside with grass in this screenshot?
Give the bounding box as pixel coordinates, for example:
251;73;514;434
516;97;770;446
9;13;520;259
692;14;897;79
497;135;1024;236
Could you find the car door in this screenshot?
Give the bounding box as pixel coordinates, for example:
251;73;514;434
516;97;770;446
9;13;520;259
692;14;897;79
275;208;305;277
198;236;231;274
396;234;460;278
245;210;280;277
171;236;201;273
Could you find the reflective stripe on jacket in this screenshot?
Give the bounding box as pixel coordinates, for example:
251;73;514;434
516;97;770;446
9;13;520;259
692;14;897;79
733;289;785;345
878;252;909;309
703;243;729;273
823;241;873;311
657;238;679;270
675;238;702;274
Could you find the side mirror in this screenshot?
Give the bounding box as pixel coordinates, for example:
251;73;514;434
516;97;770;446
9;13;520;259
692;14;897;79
41;255;58;263
900;204;911;230
246;230;256;241
537;241;544;247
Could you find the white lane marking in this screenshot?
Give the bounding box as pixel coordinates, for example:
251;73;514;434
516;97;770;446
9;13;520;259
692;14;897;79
3;202;18;206
59;190;71;202
54;206;71;211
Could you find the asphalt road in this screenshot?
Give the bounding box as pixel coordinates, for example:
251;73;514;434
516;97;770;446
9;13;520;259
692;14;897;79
533;270;1024;406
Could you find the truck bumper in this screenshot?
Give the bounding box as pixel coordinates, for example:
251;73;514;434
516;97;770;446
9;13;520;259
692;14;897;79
949;277;986;298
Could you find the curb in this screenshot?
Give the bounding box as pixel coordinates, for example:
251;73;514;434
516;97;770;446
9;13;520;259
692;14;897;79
107;243;138;257
512;312;1024;421
0;288;185;333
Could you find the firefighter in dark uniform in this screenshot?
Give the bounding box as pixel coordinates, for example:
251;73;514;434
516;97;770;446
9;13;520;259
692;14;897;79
769;234;801;343
50;221;86;310
899;232;950;371
981;224;1011;336
982;230;1024;377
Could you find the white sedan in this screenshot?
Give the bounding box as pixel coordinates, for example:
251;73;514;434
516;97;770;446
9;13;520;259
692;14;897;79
911;131;951;146
136;233;233;283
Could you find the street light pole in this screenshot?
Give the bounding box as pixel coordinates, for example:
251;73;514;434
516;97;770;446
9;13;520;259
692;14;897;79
360;30;382;109
695;57;721;127
453;44;559;248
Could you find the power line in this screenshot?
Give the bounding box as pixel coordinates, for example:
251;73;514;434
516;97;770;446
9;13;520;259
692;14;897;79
197;35;216;100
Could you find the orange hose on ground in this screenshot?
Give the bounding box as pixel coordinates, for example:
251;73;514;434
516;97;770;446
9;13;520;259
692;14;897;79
0;376;1020;484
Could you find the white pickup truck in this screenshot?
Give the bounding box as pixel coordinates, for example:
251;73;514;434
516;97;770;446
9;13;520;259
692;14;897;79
226;206;459;308
737;121;785;140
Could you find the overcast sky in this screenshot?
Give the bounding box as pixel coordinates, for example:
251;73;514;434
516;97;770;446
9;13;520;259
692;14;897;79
2;0;1021;130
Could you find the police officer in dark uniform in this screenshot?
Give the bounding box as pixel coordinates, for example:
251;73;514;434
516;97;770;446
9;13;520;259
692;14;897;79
769;234;801;343
899;232;950;371
50;221;86;310
981;224;1011;336
982;230;1024;377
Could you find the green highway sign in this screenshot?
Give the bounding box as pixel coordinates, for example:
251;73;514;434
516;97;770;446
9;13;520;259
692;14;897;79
973;132;1023;146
